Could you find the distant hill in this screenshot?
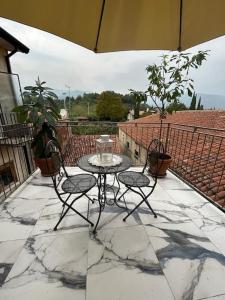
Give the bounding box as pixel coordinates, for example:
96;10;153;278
181;93;225;109
147;93;225;109
53;89;86;99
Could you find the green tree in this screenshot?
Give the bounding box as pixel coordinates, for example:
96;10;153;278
146;51;209;117
197;96;203;110
189;93;197;110
96;91;126;121
129;89;147;119
166;101;187;114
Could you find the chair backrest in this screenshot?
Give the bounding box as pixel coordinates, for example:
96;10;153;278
44;139;68;190
142;139;165;180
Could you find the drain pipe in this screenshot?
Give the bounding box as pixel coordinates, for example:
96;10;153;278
5;49;17;73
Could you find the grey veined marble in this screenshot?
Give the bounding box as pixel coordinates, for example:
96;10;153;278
0;168;225;300
145;221;225;300
0;231;89;300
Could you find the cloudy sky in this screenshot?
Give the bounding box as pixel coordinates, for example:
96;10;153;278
1;17;225;100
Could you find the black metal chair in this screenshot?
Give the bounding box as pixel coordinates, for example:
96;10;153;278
117;139;164;221
45;139;97;230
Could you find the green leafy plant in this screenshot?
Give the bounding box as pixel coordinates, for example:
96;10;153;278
146;51;209;117
13;77;60;158
129;89;147;119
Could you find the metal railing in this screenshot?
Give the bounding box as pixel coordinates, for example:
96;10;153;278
56;121;121;166
119;122;225;210
0;123;35;202
0;119;224;211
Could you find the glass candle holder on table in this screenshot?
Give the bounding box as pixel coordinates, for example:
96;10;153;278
96;135;114;165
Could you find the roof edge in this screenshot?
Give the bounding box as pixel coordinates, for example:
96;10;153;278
0;26;29;54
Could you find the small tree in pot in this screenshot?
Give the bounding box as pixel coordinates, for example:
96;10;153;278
146;50;209;176
14;77;60;176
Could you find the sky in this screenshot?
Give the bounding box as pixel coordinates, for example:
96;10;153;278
1;17;225;100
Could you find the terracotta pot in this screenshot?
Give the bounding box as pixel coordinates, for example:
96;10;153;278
34;154;60;177
148;153;172;177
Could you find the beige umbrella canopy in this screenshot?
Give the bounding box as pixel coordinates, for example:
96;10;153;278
1;0;225;53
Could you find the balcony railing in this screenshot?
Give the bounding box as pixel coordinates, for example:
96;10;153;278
0;123;35;202
0;119;224;212
119;122;225;210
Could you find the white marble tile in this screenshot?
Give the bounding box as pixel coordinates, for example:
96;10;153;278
0;166;224;300
86;225;175;300
0;231;89;300
182;201;225;220
0;239;25;286
202;294;225;299
89;201;142;231
167;189;207;206
0;218;34;242
144;221;225;300
40;195;89;218
9;183;54;200
192;216;225;256
137;198;190;225
1;196;46;225
158;171;192;191
30;210;91;237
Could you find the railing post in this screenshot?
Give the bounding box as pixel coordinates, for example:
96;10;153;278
165;123;170;153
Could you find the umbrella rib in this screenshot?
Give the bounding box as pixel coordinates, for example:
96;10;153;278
178;0;183;51
94;0;106;53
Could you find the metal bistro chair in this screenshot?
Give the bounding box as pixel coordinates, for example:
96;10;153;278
45;139;97;230
117;139;164;221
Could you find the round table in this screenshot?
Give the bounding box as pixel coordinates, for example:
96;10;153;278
77;153;132;175
77;153;132;233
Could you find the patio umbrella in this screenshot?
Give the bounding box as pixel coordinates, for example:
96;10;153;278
1;0;225;52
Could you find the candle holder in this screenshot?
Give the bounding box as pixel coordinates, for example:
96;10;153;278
96;135;113;165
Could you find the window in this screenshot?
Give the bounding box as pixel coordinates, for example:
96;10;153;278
0;161;17;191
134;150;139;159
126;141;129;148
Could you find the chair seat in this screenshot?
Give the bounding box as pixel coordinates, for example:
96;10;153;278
62;174;96;194
118;171;150;187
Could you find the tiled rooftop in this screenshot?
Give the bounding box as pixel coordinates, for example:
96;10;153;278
127;110;225;130
0;168;225;300
119;120;225;208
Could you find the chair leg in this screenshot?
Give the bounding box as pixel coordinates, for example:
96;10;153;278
54;193;94;230
123;198;145;222
85;194;95;204
144;198;157;218
123;188;157;221
93;178;104;234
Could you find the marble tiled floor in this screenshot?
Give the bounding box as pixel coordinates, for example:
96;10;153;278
0;168;225;300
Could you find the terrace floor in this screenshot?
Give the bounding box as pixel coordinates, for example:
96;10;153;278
0;168;225;300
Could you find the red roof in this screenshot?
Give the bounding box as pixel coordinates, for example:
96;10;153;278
124;110;225;129
119;111;225;209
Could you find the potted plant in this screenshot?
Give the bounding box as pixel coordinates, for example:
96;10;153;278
147;139;172;177
146;50;209;176
13;77;60;176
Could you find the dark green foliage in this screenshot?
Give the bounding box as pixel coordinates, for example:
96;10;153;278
129;90;147;119
96;91;127;121
72;123;118;135
197;96;203;110
166;101;187;114
146;51;209;116
13;77;60;158
189;93;197;110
